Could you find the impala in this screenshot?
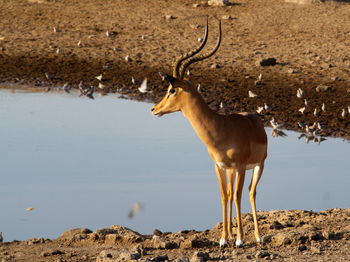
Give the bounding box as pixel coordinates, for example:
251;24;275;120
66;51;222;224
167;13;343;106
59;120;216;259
152;17;268;248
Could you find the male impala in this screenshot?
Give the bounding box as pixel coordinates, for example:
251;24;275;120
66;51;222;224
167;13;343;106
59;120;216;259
152;17;268;248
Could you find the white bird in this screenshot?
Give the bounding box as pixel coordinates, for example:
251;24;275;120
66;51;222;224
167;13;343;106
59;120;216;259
309;122;317;130
159;72;166;81
317;122;323;130
45;72;52;80
248;90;258;98
255;74;263;85
264;103;272;111
341;108;347;118
106;31;110;37
256;106;264;114
63;82;70;93
258;73;263;81
125;55;132;62
321;103;327;112
56;48;60;54
141;35;147;40
138;78;151;93
131;77;139;85
220;102;227;109
128;202;144;219
198;37;203;43
197;84;201;93
53;26;59;33
98;83;106;90
305;124;314;134
296;88;304;98
187;69;192;77
299;107;306;114
313;108;319;117
77;40;81;47
26;207;34;211
270;118;283;129
298;121;306;129
304;99;310;106
95;74;103;81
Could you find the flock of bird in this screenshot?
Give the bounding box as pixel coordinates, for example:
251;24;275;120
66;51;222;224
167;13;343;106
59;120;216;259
49;26;348;142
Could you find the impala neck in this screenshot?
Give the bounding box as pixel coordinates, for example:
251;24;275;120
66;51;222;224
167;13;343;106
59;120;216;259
180;91;218;147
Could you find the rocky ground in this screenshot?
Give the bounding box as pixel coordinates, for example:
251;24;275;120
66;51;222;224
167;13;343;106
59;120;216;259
1;208;350;261
1;0;350;261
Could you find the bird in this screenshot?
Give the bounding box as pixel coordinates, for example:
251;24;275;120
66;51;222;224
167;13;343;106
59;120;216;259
141;35;147;40
128;202;143;219
56;48;60;54
297;121;306;129
304;99;310;106
299;107;306;114
187;69;192;77
220;102;227;109
341;108;347;118
255;74;263;85
270;118;283;129
256;106;264;114
125;55;132;62
296;88;304;98
77;40;81;47
258;73;263;81
79;81;94;99
271;129;287;137
348;106;350;114
106;31;111;37
198;37;203;43
197;84;201;93
53;26;59;33
159;72;166;81
98;83;106;90
305;135;314;144
0;232;2;243
45;72;52;80
26;207;34;211
95;74;103;81
316;122;324;130
248;90;258;98
313;108;319;117
63;82;70;93
138;78;151;93
264;103;272;111
131;77;139;85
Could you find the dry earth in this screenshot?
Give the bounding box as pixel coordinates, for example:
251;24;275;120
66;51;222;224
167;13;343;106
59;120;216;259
0;0;350;138
1;0;350;261
1;209;350;261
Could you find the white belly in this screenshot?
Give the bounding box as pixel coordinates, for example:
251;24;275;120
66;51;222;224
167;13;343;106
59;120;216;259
216;161;258;170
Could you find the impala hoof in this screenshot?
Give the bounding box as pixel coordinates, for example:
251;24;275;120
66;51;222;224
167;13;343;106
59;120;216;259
235;239;243;248
219;238;228;248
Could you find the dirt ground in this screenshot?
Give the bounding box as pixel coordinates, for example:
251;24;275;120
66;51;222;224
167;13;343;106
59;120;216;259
0;0;350;261
0;0;350;139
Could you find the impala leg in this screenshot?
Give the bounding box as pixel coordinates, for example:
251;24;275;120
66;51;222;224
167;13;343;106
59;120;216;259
234;166;245;247
215;164;228;248
249;162;264;244
227;168;235;240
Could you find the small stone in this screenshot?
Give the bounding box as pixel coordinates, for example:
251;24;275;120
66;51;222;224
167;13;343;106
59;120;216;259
315;84;332;92
309;231;323;241
208;0;230;6
256;57;277;66
255;250;270;259
270;221;285;230
154;254;169;261
298;244;307;251
194;251;209;260
165;15;176;20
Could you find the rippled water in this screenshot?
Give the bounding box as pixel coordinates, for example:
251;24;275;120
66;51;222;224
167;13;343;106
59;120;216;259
0;88;348;242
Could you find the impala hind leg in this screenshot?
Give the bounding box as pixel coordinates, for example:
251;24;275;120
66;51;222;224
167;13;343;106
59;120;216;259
249;162;264;244
214;164;228;248
234;166;246;247
227;168;235;240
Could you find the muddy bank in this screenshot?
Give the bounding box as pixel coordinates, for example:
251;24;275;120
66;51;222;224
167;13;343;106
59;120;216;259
0;0;350;139
1;208;349;261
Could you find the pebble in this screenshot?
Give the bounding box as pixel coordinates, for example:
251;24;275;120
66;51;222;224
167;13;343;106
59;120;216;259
208;0;230;6
256;57;277;66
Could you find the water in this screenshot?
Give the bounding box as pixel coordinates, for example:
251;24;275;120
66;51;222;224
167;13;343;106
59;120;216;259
0;89;348;242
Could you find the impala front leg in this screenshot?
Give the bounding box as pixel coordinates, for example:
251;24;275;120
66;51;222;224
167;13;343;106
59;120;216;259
234;166;246;247
227;168;235;240
215;164;228;248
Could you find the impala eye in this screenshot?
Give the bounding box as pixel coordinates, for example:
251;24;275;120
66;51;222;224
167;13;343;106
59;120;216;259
169;88;176;94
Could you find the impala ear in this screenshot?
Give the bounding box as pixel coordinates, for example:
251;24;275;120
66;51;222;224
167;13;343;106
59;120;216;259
165;74;176;86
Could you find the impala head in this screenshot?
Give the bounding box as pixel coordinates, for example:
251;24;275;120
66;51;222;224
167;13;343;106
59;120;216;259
152;16;221;117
